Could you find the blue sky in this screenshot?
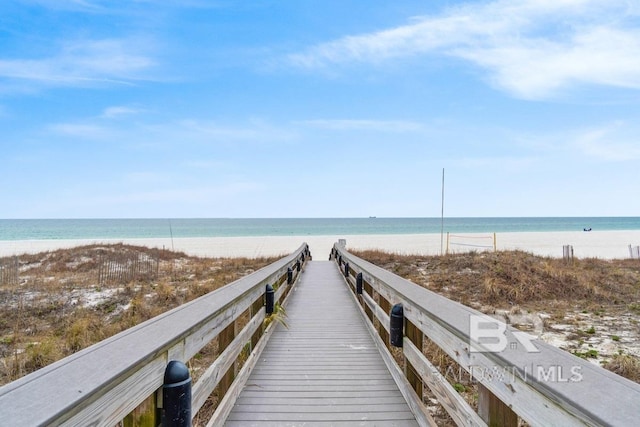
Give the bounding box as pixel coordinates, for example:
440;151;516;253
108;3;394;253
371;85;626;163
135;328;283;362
1;0;639;218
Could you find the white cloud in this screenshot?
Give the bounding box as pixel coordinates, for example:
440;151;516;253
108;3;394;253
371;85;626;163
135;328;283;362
0;38;155;88
298;119;425;132
289;0;640;99
17;0;104;11
101;106;145;119
48;123;112;139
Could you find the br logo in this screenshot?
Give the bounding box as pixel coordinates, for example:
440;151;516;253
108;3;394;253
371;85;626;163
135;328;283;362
469;314;540;353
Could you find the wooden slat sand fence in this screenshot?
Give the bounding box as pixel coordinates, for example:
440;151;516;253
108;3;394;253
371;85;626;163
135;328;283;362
333;243;640;427
563;244;574;262
629;245;640;260
0;243;310;426
0;256;19;286
97;250;159;285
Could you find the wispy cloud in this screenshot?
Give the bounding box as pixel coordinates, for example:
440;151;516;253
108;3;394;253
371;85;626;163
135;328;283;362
100;106;146;119
570;121;640;161
17;0;105;12
0;38;156;89
514;120;640;162
288;0;640;99
176;119;298;143
456;156;539;172
48;123;113;140
298;119;425;132
19;0;226;12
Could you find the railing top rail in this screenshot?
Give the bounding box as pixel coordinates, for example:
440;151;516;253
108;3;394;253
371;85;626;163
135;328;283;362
334;244;640;427
0;243;308;426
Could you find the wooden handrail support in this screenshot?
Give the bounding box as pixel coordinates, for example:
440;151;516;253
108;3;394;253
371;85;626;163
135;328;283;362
333;244;640;427
0;243;310;426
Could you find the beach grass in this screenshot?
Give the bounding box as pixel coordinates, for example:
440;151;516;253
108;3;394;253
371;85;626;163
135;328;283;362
0;244;277;388
353;249;640;425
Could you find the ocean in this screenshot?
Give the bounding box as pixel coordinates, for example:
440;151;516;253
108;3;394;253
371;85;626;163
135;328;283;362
1;217;640;241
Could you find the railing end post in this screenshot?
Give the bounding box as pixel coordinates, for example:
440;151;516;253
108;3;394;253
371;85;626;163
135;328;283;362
162;360;192;427
265;284;275;314
390;304;404;347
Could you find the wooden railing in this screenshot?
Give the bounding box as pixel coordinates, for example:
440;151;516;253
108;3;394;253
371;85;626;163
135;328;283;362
332;243;640;427
0;243;310;426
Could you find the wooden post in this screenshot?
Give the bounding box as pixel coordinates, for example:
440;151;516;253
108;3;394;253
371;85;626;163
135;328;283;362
446;232;450;255
363;282;374;323
404;319;424;399
563;245;574;262
122;393;157;427
250;296;264;351
378;295;391;350
216;321;237;399
478;383;518;427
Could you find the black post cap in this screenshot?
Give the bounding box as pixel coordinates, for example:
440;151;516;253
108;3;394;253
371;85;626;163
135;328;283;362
390;304;404;347
265;284;275;314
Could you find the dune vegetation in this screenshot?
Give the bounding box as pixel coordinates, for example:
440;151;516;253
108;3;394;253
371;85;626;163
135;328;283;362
0;244;277;387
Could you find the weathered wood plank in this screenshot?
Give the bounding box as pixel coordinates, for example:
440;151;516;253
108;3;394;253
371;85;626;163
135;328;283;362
62;355;166;427
224;261;421;426
216;321;237;401
231;403;415;413
226;411;418;421
235;396;409;405
225;421;420;427
0;244;308;427
237;390;406;399
405;319;424;398
334;245;640;427
207;260;304;427
191;310;265;415
478;383;518;427
403;338;487;427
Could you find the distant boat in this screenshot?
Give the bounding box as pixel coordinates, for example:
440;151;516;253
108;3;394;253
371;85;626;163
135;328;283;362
369;216;377;219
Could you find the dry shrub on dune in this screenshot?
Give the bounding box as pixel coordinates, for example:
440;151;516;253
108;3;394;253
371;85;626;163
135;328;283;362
0;244;277;386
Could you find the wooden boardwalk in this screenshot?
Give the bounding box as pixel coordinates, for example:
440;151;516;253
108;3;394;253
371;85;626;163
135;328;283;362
225;261;419;426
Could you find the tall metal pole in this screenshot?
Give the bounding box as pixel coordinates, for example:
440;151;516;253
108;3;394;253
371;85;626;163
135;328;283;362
440;168;445;255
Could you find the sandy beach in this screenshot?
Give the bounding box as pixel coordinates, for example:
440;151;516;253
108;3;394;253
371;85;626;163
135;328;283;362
1;230;640;260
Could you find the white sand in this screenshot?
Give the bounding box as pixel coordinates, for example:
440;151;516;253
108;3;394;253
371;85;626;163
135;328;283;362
1;230;640;259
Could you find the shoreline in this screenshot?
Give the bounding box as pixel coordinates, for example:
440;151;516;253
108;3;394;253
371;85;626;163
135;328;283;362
1;230;640;259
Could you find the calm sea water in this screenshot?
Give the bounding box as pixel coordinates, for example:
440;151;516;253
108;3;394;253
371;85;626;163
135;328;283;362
1;218;639;241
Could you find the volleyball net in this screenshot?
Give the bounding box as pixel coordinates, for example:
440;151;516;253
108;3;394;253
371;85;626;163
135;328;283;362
446;232;496;254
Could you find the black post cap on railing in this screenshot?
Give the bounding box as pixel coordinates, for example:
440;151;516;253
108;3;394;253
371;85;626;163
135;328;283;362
287;267;293;284
296;260;301;272
390;304;404;347
265;284;275;314
338;255;342;266
344;262;349;278
356;272;363;295
162;360;192;427
301;253;305;262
